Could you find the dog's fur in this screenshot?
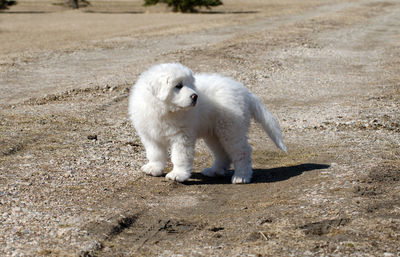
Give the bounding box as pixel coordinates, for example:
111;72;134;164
129;63;286;183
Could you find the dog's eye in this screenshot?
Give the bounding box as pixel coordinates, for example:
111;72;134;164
175;82;183;90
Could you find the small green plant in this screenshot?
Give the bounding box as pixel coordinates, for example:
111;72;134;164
144;0;223;13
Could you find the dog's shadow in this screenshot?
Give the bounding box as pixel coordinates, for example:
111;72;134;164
185;163;330;185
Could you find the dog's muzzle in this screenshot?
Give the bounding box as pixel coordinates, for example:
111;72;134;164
191;94;198;106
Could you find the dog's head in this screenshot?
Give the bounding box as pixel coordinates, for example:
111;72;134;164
146;63;198;111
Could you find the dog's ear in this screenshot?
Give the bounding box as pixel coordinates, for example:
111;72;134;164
149;74;171;101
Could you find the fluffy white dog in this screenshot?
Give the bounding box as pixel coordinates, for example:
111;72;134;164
129;63;286;184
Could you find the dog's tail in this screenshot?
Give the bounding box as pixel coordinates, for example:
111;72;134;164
249;93;287;152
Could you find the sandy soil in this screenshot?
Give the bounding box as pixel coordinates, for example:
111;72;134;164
0;0;399;256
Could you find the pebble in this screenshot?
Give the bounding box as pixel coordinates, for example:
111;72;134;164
64;170;74;178
87;135;98;141
383;253;394;257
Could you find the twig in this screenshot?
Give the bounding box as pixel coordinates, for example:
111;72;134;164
259;231;269;241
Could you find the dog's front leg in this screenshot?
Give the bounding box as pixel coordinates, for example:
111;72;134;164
140;135;168;177
165;135;195;182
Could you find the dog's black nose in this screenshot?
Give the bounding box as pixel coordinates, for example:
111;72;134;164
191;94;198;105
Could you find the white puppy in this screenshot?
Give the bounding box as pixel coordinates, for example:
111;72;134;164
129;63;286;184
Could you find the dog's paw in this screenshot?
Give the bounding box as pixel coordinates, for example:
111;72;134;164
231;174;252;184
141;162;164;176
201;167;226;177
165;170;191;182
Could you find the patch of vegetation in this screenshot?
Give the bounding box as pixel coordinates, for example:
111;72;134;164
0;0;17;9
65;0;90;9
144;0;223;13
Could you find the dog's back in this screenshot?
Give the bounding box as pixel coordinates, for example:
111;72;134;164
194;73;286;152
194;73;252;134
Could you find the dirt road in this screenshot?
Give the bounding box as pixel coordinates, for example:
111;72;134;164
0;0;399;256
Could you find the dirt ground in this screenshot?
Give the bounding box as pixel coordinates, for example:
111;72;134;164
0;0;399;256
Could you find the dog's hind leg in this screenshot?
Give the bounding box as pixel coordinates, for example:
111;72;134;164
214;115;253;183
218;135;253;184
230;140;253;184
201;135;231;177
